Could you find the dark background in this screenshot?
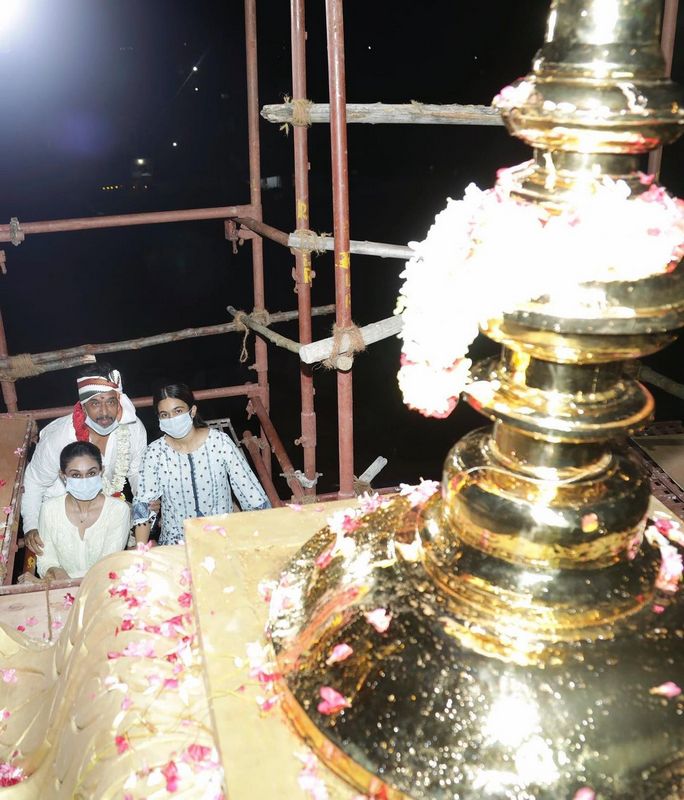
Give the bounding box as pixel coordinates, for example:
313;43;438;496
1;0;684;495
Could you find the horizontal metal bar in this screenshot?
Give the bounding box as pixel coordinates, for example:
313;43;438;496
289;232;412;260
0;204;254;243
3;384;261;422
234;217;412;260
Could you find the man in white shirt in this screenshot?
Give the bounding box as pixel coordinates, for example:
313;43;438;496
21;363;147;555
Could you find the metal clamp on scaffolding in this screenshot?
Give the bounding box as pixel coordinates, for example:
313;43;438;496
9;218;24;247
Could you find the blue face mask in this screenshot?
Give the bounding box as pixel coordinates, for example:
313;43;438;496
159;412;194;439
85;416;119;436
66;475;103;501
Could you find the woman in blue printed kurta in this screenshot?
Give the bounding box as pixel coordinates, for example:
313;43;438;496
132;384;269;545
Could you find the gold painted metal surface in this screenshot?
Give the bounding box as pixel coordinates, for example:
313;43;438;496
184;502;367;800
267;1;684;798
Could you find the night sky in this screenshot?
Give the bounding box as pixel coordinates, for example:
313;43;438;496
2;1;684;494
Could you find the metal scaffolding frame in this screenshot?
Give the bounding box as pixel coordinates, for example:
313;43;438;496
0;0;679;505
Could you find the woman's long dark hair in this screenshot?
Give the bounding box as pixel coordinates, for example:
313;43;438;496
153;383;208;428
59;441;103;472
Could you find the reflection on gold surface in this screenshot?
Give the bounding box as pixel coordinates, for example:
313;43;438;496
269;1;684;797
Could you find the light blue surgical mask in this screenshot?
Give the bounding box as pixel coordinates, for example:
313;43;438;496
85;416;119;436
66;475;103;501
159;412;194;439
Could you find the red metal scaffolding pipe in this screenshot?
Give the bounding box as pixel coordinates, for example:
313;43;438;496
248;396;305;499
0;309;18;413
648;0;679;177
0;205;254;242
242;431;285;507
245;0;271;478
325;0;355;498
3;384;260;422
291;0;318;495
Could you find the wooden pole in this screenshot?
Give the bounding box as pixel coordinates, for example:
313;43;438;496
299;314;403;366
262;101;503;127
227;307;302;355
0;305;336;374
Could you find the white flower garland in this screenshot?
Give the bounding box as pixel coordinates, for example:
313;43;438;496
102;423;131;495
395;163;684;418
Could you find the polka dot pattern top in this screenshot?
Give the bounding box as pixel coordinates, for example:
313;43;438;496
132;429;270;545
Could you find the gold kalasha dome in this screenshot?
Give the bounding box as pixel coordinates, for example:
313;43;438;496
268;1;684;798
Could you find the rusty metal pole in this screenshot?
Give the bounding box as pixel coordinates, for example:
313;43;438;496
648;0;679;178
244;0;271;476
291;0;317;495
325;0;354;498
0;308;18;413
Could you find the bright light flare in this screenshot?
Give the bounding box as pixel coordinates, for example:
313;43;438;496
0;0;26;36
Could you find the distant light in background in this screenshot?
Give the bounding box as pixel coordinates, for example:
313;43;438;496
0;0;26;37
194;86;199;92
172;141;178;147
135;158;145;165
192;65;198;72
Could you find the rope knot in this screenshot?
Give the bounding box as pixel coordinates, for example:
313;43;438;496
0;353;44;381
322;323;366;371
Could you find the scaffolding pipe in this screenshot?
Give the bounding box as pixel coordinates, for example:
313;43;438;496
3;384;260;422
0;204;254;243
326;0;355;498
647;0;679;178
233;217;290;247
242;431;285;507
234;216;412;260
289;232;412;260
262;101;503;126
291;0;318;495
245;0;271;479
0;305;336;373
0;309;18;412
247;396;305;498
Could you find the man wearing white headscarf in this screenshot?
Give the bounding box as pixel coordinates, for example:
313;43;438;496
21;363;147;555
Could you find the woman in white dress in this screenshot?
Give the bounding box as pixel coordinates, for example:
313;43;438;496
36;442;131;580
132;383;270;546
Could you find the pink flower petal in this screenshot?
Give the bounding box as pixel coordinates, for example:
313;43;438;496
649;681;682;699
581;513;599;533
0;670;17;684
25;616;39;628
62;592;75;608
573;790;595;800
287;503;303;512
256;694;281;712
114;734;129;754
364;608;392;633
186;743;212;763
325;643;353;665
317;686;350;715
315;547;333;570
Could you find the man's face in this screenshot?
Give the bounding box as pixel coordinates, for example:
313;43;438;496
83;390;120;428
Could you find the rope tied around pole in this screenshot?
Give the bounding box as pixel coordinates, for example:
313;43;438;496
0;353;45;381
233;309;272;363
322;323;366;370
279;97;314;135
291;229;327;256
291;98;313;126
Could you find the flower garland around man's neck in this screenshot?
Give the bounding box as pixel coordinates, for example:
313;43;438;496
72;402;131;495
